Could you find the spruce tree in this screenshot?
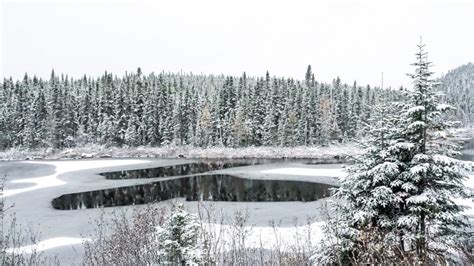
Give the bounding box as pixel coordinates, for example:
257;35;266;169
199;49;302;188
157;203;202;264
392;40;471;261
315;40;472;264
50;71;65;149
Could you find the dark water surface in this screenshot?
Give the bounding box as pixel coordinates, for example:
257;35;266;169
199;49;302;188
100;158;345;180
100;159;275;180
52;174;334;210
461;138;474;161
51;138;473;211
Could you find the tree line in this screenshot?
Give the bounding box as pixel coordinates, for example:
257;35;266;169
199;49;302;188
0;66;403;150
439;63;473;126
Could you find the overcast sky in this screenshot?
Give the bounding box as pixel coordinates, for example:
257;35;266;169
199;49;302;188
1;0;473;88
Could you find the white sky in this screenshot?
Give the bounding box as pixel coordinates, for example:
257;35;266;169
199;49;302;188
1;0;473;88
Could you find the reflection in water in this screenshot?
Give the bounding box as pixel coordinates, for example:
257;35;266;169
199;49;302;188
100;160;266;180
100;158;348;180
52;174;334;210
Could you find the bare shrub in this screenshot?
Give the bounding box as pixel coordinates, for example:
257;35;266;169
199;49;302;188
82;201;320;265
196;202;316;265
1;175;59;265
0;215;60;265
82;204;167;265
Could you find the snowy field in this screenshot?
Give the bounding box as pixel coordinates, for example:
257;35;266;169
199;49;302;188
1;156;472;264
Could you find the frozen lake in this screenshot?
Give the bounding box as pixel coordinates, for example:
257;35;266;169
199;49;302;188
0;158;346;264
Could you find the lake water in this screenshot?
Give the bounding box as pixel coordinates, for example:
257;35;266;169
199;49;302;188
51;137;474;211
52;173;334;210
461;137;474;161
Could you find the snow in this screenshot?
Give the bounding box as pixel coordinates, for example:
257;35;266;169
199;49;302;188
6;237;90;254
409;164;428;175
408;121;426;130
465;174;474;189
406;194;430;204
406;105;425;114
0;144;362;161
454;175;474;216
205;221;325;251
4;160;146;197
5;174;66;197
454;198;474;216
261;168;346;178
436;104;453;111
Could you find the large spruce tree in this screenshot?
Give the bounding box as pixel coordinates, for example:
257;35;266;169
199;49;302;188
315;41;472;264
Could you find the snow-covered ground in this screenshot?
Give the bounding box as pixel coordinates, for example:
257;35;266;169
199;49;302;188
4;160;145;197
6;237;89;254
0;144;361;161
1;155;472;264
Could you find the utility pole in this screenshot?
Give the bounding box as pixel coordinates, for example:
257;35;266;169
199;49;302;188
380;72;385;149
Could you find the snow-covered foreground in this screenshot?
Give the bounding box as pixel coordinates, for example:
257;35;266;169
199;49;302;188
1;158;472;264
0;158;345;263
201;220;325;252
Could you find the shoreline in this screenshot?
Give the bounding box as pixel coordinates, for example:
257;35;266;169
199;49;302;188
0;144;362;162
0;126;471;162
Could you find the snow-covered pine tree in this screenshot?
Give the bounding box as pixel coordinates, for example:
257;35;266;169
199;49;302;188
30;87;48;148
315;40;472;264
61;82;79;148
231;104;249;147
262;75;280;146
363;85;373;123
195;104;212;147
50;71;65;149
314;76;403;264
296;83;309;145
171;91;183;145
306;81;320;145
124;113;140;147
391;40;472;262
344;81;358;139
114;82;129;146
249;78;266;146
0;79;12;149
157;203;202;264
319;95;341;146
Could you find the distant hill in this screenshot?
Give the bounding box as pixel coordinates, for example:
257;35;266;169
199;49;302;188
439;63;473;126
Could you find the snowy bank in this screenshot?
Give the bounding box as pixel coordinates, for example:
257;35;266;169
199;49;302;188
0;144;362;161
6;237;90;254
3;159;146;197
